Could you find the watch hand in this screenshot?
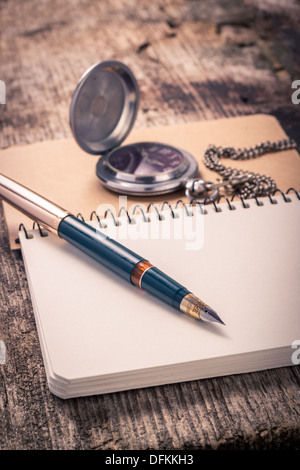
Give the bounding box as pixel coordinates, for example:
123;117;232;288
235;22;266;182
148;159;165;167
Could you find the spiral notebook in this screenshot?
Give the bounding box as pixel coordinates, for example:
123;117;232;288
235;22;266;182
18;191;300;399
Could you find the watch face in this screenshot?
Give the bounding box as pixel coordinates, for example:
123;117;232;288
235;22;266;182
107;142;184;176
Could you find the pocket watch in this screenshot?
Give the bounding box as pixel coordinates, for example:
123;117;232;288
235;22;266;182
70;60;296;202
69;60;198;196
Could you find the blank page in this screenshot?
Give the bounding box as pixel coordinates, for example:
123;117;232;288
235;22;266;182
19;194;300;397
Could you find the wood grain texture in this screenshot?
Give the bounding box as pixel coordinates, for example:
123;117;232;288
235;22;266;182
0;0;300;450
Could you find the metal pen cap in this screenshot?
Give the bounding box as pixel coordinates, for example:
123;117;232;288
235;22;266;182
0;173;70;234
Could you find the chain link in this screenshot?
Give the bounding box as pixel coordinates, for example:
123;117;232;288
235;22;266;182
203;138;297;198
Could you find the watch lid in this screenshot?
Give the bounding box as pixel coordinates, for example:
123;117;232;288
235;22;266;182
70;60;139;155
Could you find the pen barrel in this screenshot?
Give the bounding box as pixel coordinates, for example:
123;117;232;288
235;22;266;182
58;215;190;307
58;215;144;282
0;174;69;234
140;267;189;310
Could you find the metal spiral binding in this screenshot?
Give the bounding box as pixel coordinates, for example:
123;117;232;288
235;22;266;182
118;207;132;224
230;193;249;209
203;196;221;212
216;195;235;211
18;188;299;236
161;201;175;218
104;209;118;226
32;222;49;237
17;222;48;241
132;204;148;222
174;199;192;216
146;203;163;220
18;223;32;240
89;210;106;229
81;188;300;227
287;187;300;199
273;188;291;203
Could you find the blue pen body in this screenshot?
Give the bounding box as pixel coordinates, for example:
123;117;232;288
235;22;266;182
58;215;189;309
141;268;189;309
58;215;143;282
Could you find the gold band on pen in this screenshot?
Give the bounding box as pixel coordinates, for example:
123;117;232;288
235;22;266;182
131;260;153;288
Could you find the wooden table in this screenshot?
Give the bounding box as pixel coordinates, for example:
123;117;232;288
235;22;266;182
0;0;299;450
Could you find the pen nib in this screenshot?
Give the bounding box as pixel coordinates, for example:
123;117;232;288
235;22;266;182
199;306;225;325
180;294;225;325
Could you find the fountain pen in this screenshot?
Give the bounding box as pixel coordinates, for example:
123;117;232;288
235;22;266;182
0;173;224;325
